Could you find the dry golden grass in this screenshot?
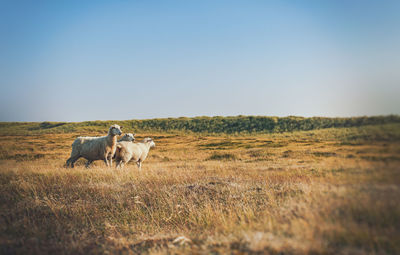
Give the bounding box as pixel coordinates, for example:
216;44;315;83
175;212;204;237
1;124;400;254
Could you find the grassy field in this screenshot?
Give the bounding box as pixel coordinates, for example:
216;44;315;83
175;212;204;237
1;123;400;254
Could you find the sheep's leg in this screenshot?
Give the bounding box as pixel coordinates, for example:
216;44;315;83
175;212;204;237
66;154;76;167
116;159;123;169
85;160;93;168
137;161;142;170
107;154;113;167
103;152;111;167
104;159;109;167
69;156;81;168
67;149;80;168
66;158;71;167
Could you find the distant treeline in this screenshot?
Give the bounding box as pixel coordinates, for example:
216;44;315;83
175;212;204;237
124;115;400;133
1;115;399;135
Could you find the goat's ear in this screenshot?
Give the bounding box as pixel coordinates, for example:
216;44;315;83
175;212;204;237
120;126;123;129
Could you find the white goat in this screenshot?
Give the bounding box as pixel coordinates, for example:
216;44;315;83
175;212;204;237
115;138;155;170
66;124;122;168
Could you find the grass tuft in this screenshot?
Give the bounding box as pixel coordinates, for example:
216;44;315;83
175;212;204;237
206;153;237;161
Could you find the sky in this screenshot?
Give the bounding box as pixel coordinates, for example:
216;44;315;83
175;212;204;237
0;0;399;122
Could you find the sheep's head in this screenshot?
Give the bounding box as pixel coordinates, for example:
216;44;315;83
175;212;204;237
109;124;122;136
120;133;135;142
143;137;155;148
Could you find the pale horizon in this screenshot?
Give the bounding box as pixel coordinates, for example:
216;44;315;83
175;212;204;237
1;1;399;122
2;114;399;124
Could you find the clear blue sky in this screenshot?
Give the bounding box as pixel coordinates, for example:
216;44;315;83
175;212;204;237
1;0;399;121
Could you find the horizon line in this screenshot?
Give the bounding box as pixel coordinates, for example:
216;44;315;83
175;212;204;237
1;114;399;123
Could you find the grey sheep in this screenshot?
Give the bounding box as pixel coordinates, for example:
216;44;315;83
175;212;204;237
66;124;122;168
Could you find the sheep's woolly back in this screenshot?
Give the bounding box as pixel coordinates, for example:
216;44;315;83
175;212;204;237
72;136;101;145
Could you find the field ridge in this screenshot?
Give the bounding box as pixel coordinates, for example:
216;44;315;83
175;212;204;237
1;115;399;135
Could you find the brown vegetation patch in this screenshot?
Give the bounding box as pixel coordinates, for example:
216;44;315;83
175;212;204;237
206;152;237;161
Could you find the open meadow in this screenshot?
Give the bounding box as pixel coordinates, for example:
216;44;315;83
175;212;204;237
2;0;400;253
1;122;400;254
